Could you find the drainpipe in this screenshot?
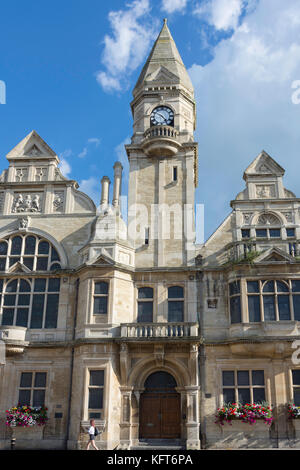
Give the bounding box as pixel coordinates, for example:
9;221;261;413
65;278;80;449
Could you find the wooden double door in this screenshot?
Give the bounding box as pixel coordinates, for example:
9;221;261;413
139;392;181;439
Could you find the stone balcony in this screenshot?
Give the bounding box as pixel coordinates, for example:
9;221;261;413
120;322;199;340
141;126;181;156
0;325;28;355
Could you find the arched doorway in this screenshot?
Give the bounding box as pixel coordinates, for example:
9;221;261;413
139;371;181;439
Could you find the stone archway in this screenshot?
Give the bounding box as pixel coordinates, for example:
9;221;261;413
139;371;181;440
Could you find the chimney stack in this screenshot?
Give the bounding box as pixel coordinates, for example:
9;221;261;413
112;162;123;213
100;176;110;211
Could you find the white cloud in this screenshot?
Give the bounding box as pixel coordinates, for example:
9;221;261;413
78;137;101;158
78;176;100;205
161;0;188;14
59;158;72;178
78;147;88;159
58;149;72;177
194;0;245;31
189;0;300;238
87;137;101;147
96;0;159;92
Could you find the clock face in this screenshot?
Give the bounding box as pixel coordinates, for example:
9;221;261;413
150;106;174;126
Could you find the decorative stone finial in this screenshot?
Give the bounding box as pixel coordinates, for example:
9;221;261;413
163;18;167;24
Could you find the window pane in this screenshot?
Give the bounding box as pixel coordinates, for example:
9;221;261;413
292;370;300;386
248;295;261;322
50;263;61;271
4;294;16;306
0;258;6;270
34;372;46;388
168;300;184;322
222;371;234;386
20;372;32;388
269;229;280;238
0;241;7;255
278;295;291;321
287;228;295;237
90;370;104;386
23;257;34;270
94;296;108;315
263;295;276;321
24;236;36;255
0;280;3;292
263;281;274;293
293;296;300;321
168;286;184;298
241;229;250;238
256;229;267;238
276;281;289;293
230;296;241;324
238;388;250;404
6;280;17;292
16;308;29;327
223;388;235;404
19;279;31;292
138;287;153;299
2;308;14;325
30;294;45;329
34;278;46;292
292;281;300;293
38;241;49;255
11;236;22;255
88;389;103;409
18;390;31;406
9;257;20;267
229;281;240;296
247;281;259;293
138;302;153;322
18;294;30;305
94;282;108;295
252;370;265;386
51;247;60;262
33;389;45;407
45;294;59;328
36;257;48;271
237;371;249;386
48;278;60;292
253;388;266;403
294;388;300;406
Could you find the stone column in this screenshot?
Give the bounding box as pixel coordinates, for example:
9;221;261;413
119;386;133;449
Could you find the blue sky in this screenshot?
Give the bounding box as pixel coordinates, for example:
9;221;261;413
1;0;300;241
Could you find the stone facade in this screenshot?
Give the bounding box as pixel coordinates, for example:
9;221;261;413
0;20;300;451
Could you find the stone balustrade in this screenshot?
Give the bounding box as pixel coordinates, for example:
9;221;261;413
143;125;179;140
120;322;198;339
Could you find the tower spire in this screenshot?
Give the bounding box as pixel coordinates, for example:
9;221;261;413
133;19;194;97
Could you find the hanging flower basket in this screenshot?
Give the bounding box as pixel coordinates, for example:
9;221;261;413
287;404;300;419
215;403;273;426
6;405;48;427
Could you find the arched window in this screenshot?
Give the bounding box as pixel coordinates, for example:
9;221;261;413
168;286;184;322
144;371;177;391
1;277;60;328
0;234;61;272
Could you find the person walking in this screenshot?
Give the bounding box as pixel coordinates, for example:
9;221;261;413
86;419;99;450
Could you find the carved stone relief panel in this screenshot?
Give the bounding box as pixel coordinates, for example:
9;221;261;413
12;193;43;213
257;213;281;225
53;191;64;212
256;184;276;198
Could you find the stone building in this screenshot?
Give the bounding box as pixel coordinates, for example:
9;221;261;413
0;19;299;450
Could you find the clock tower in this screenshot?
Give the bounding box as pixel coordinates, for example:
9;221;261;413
126;19;198;268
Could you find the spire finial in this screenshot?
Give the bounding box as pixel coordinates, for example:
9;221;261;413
163;18;167;25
